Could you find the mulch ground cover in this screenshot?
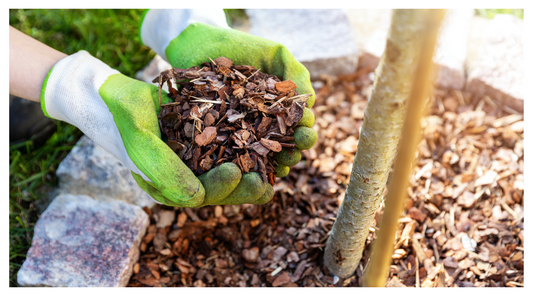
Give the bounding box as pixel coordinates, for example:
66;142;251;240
128;61;524;287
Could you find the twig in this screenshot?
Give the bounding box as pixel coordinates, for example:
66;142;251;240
297;249;307;255
313;273;325;287
493;114;523;127
286;93;313;102
473;185;487;200
271;266;283;277
481;263;492;279
436;95;445;113
158;75;162;107
268;96;287;109
416;256;420;288
450;206;455;229
215;113;228;127
482;95;497;109
233;69;247;80
194;119;202;133
362;257;371;275
280;143;296;148
432;240;440;263
189;77;204;83
205;255;218;264
454;90;465;106
266;132;285;137
247;68;261;79
190;99;223;104
399;259;408;272
503;105;521;115
498;199;518;219
160;102;181;107
412;237;427;263
475;99;485;112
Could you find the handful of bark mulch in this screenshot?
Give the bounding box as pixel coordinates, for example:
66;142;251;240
155;57;310;186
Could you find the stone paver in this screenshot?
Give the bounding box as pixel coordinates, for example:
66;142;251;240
344;9;392;70
347;9;473;90
465;15;523;112
17;194;149;287
434;9;474;90
56;136;155;208
246;9;359;79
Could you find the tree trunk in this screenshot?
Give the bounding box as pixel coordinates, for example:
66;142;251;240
363;10;446;287
323;9;430;278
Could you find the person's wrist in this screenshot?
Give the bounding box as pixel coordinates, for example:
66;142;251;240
41;51;153;182
41;50;119;124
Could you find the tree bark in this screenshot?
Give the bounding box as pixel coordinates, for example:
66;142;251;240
324;9;431;278
363;10;446;287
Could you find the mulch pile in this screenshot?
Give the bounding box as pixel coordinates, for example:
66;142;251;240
128;62;524;287
156;57;309;182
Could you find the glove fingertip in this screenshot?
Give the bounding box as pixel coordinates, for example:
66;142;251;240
275;148;301;167
294;126;318;150
274;165;290;178
198;163;242;205
297;107;315;128
307;94;315;108
131;171;205;207
220;172;266;205
253;184;274;205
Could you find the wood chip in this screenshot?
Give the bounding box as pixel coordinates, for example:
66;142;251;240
260;138;282;152
195;127;217;147
275;80;297;93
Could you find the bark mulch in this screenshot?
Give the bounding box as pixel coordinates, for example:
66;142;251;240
127;63;524;288
156;57;309;181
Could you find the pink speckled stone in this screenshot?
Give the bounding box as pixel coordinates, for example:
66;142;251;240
17;194;149;287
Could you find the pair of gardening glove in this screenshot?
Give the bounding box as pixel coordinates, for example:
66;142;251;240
41;9;317;207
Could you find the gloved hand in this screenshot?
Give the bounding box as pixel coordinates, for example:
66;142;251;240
140;9;318;205
41;50;271;207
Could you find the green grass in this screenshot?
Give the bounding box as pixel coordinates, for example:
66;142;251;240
9;9;156;77
476;9;524;19
9;9;156;287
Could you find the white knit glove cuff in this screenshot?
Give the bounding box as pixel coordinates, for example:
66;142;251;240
140;9;230;62
42;50;149;181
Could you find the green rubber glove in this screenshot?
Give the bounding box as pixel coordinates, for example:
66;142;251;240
41;51;245;207
100;74;205;207
166;23;318;177
168;23;318;179
141;11;317;205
